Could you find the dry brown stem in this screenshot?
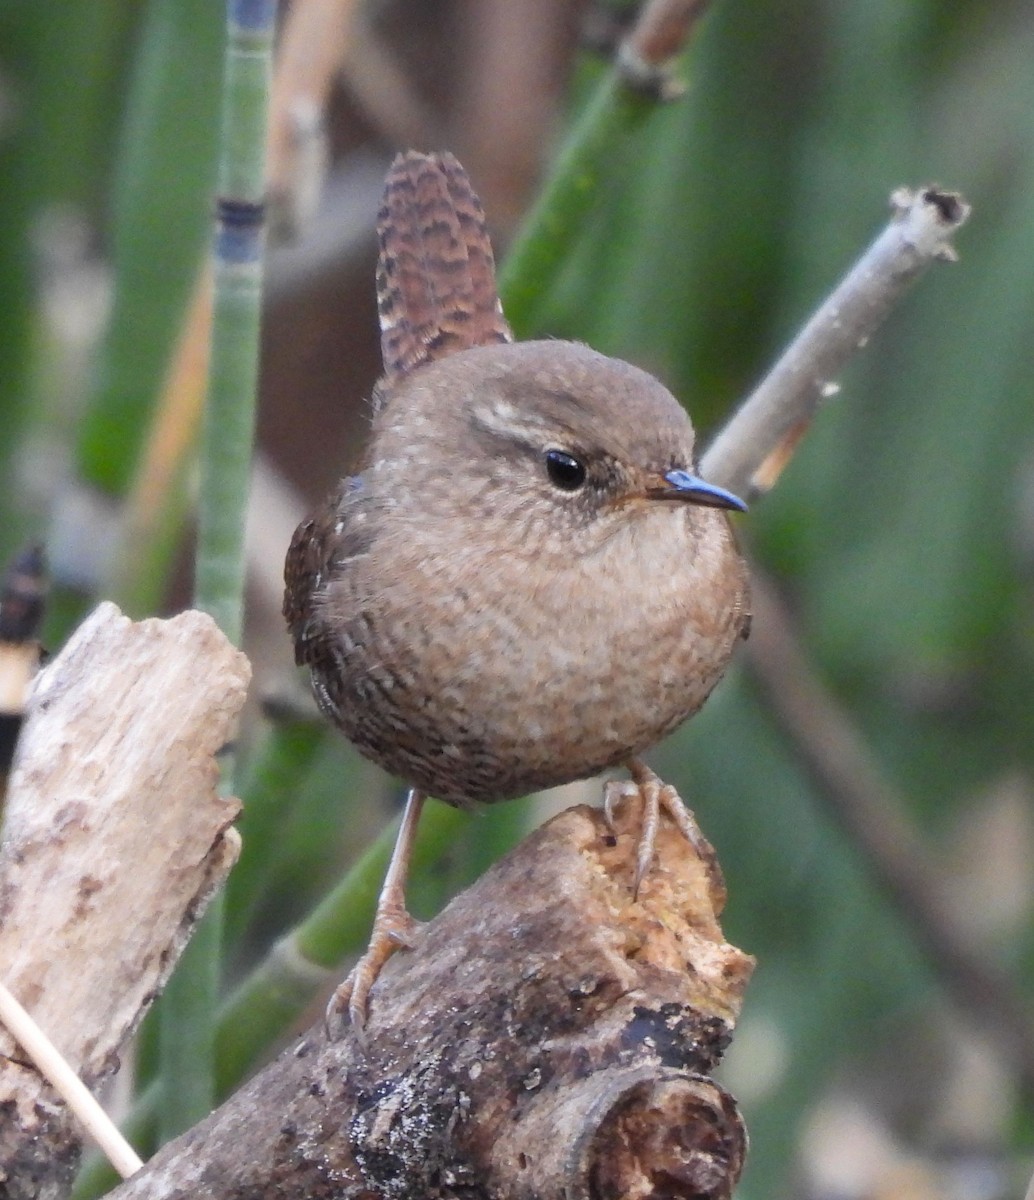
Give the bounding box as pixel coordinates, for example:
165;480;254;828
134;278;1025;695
266;0;360;236
0;604;249;1200
625;0;714;68
108;796;752;1200
744;569;1034;1087
618;0;715;97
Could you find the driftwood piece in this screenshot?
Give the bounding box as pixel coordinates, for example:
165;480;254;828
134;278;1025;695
0;603;249;1200
110;796;753;1200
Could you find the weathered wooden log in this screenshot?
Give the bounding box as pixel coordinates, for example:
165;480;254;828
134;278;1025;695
110;793;752;1200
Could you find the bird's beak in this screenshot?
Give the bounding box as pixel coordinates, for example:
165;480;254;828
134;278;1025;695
646;469;748;512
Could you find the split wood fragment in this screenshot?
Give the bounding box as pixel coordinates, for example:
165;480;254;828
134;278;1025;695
0;603;248;1200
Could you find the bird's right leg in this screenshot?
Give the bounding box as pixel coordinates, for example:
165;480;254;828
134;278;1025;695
326;787;426;1040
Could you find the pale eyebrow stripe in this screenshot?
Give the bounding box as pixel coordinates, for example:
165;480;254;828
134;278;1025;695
467;397;586;451
467;399;549;444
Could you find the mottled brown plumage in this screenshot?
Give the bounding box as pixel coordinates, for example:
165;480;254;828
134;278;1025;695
287;339;748;804
283;152;750;1035
375;151;512;386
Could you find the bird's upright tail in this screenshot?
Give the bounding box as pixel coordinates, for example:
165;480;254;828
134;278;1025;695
375;151;513;391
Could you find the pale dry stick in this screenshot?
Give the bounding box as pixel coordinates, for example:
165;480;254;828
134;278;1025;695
745;568;1034;1090
697;181;1034;1079
0;983;143;1180
701;186;970;499
266;0;360;236
620;0;715;97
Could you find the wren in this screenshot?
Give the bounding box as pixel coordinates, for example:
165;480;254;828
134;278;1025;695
284;151;750;1035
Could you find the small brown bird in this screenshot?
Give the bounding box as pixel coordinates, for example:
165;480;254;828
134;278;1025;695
284;152;750;1034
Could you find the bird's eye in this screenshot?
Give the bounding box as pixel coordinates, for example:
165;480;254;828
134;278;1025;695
544;449;587;491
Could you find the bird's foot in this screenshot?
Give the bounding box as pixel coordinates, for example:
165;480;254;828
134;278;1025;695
604;758;724;902
326;901;423;1042
326;788;427;1043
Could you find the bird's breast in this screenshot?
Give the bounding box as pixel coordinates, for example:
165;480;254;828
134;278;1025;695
316;503;747;804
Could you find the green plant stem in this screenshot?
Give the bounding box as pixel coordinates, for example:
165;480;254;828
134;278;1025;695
217;799;470;1092
497;68;655;336
158;0;275;1143
193;11;274;642
224;717;328;949
72;800;469;1200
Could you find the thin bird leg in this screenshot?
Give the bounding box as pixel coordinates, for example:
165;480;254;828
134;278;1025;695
326;787;426;1039
625;758;723;902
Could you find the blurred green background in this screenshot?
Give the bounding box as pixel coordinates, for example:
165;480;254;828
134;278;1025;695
2;1;1033;1197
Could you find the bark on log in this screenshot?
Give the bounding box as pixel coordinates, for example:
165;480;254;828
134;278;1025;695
0;604;249;1200
110;794;753;1200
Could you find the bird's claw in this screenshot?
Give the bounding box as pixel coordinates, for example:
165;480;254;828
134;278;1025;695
605;758;724;902
325;905;423;1042
603;778;638;832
